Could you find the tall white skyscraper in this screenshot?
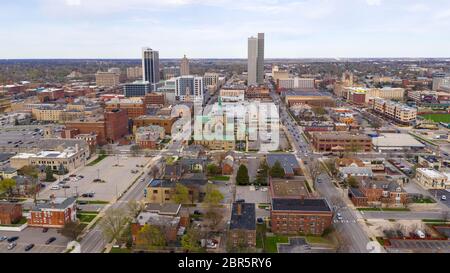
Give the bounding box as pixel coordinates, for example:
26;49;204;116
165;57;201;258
142;47;160;86
180;55;190;76
247;33;265;86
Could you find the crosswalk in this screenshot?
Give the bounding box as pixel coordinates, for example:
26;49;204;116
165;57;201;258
333;219;357;224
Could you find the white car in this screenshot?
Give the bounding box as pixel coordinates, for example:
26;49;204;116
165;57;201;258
442;195;447;201
50;185;60;190
336;213;343;220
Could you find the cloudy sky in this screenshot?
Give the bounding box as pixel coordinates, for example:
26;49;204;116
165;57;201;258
1;0;450;58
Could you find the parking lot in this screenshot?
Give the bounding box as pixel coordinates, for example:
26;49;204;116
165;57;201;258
0;227;69;253
38;155;151;202
236;186;269;204
387;239;450;252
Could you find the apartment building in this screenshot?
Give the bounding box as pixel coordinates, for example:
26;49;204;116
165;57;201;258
219;88;245;102
270;198;333;235
278;77;315;90
105;97;146;119
29;197;77;228
229;202;256;248
96;71;121;87
133;115;177;134
372;97;417;124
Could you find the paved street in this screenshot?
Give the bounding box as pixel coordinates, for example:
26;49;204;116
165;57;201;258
361;211;448;220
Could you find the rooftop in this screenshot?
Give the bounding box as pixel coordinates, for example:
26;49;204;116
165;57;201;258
135;212;180;227
230;202;256;231
271;179;310;198
32;197;76;211
266;154;300;174
272;198;332;213
372;133;425;148
144;203;181;216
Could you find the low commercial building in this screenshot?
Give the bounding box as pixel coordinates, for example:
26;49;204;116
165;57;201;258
220;88;245;102
135;125;165;149
193;139;236;150
278;77;315;90
270;198;333;235
123;81;151;97
245;86;270;99
311;132;372;152
284;91;335;107
37;88;65;103
229;202;256;248
416;168;449;189
28;197;77;228
144;93;165;106
348;180;407;207
11;145;88;172
269;178;310;199
371;133;425;152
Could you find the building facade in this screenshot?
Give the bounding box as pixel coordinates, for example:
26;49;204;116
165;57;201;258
247;33;264;86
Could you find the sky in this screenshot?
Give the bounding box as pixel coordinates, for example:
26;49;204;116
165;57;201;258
1;0;450;58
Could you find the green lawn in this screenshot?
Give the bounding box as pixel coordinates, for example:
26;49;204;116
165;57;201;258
0;217;28;227
208;176;230;181
412;197;436;204
110;247;132;253
77;213;98;223
357;207;410;212
305;236;332;245
421;114;450;123
264;235;289;253
87;154;108;166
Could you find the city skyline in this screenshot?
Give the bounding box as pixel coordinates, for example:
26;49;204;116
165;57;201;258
1;0;450;59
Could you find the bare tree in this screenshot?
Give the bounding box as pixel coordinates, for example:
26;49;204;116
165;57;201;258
308;161;323;190
98;207;130;243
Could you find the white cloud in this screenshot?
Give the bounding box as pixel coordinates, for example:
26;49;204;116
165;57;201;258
406;3;430;12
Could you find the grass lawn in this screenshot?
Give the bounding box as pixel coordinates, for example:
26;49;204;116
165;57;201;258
0;217;28;227
87;154;108;166
305;236;332;245
358;208;382;211
208;175;230;181
357;207;410;212
258;203;270;209
421;114;450;123
110;247;132;253
412;197;436;204
422;219;449;224
264;235;289;253
77;213;98;223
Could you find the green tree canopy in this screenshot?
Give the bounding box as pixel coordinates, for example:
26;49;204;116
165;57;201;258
137;224;166;250
236;164;249;186
206;164;220;176
181;228;202;252
0;178;16;196
269;161;285;178
204;184;224;206
256;161;269;186
172;183;191;204
45;166;56;182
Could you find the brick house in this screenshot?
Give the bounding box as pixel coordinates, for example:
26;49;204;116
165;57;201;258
0;202;23;225
222;155;234;175
229;202;256;248
348;180;407;207
270;198;333;236
28;197;77;228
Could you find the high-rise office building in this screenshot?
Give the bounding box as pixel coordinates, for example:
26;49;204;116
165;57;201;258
123;81;151;97
142;47;160;86
175;76;204;102
180;55;190;76
247;33;265;86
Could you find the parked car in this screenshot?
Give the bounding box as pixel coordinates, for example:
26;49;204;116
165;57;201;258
336;213;343;221
45;237;56;245
257;217;264;224
69;174;77;177
193;210;203;216
62;185;70;189
236;199;245;203
0;236;7;241
42;228;49;233
7;242;17;250
24;244;35;251
50;185;60;190
7;236;19;243
442;195;447;201
416;230;426;239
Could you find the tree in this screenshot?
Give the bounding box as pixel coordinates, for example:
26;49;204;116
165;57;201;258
324;158;338;178
312;107;326;116
347;176;359;188
206;164;220;176
308;161;323;189
0;178;16;197
45;166;56;182
204;208;223;231
255;161;269;186
137;224;166;250
172;183;191;204
181;228;202;252
20;165;39;178
236;164;249;186
61;221;84;241
204;184;224;206
269;161;285;178
127;200;145;217
98;207;130;243
130;145;141;156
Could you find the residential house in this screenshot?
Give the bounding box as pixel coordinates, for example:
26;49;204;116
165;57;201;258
266;154;301;178
0;202;23;225
229;202;256;248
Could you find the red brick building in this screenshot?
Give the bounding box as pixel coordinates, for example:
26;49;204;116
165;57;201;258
29;197;77;228
64;109;128;145
37;88;65;102
0;202;23;225
348;180;408;207
270;198;333;235
229;202;256;248
144;93;165;106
